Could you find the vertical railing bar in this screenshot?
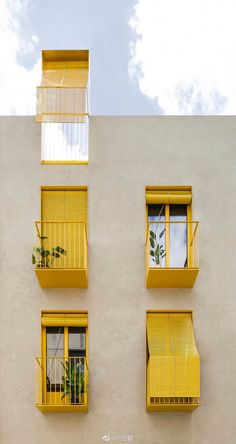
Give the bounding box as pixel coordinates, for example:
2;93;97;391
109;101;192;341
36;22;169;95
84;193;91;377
74;222;76;268
44;357;46;406
41;123;43;160
81;120;84;160
60;357;62;405
84;224;86;270
68;222;70;269
35;359;37;405
78;357;80;404
78;223;80;269
74;357;76;405
52;221;55;268
49;357;51;405
54;356;56;405
64;222;65;269
47;222;50;269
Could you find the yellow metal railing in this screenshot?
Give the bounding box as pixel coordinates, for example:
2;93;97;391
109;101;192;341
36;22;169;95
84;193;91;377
34;221;87;269
35;356;88;407
146;221;199;269
41;120;89;162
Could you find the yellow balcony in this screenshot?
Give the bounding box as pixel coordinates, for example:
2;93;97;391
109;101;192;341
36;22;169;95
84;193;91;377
35;356;88;412
33;221;88;288
146;221;199;288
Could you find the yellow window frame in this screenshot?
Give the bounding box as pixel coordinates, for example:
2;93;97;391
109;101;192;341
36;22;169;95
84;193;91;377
40;310;88;409
145;186;193;267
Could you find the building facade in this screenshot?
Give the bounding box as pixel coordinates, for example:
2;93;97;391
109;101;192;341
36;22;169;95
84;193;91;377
0;56;236;443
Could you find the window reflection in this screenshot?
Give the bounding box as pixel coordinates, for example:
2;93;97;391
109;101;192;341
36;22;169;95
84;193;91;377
169;205;187;267
148;204;166;267
148;204;188;268
46;327;64;390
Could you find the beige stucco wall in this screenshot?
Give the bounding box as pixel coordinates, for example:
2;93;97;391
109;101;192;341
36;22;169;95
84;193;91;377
0;116;236;444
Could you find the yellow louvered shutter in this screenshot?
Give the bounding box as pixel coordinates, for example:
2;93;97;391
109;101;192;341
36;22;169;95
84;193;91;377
147;312;200;399
64;190;87;222
42;190;65;221
41;189;87;268
42;190;87;223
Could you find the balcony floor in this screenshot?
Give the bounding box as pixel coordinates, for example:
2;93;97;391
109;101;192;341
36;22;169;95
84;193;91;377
36;403;88;412
35;268;88;288
146;267;199;288
147;402;199;412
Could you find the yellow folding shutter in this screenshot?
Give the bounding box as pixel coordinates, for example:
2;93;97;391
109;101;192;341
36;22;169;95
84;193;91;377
146;190;192;205
41;189;87;268
36;50;89;123
41;312;88;327
42;190;65;221
147;312;200;398
64;190;87;267
64;190;87;222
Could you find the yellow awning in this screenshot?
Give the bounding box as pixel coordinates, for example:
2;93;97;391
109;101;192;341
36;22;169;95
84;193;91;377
36;50;89;123
147;312;200;398
146;190;191;205
41;312;88;327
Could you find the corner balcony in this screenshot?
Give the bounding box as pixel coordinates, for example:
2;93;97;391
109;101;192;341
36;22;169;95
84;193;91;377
33;221;88;288
146;221;199;288
35;356;88;412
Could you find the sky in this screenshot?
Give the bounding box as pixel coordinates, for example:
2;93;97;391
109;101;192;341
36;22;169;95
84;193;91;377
1;0;236;115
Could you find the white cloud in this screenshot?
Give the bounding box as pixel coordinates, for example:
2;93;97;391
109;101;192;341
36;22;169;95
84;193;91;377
129;0;236;114
0;0;41;115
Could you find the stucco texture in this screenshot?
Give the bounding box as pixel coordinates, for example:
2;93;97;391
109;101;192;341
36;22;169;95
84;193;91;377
0;116;236;444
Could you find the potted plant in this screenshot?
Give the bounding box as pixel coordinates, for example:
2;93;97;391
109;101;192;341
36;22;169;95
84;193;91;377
61;360;85;404
149;228;166;266
32;234;66;268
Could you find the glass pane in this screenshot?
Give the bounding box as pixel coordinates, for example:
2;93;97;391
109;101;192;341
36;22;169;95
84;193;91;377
69;327;86;357
169;205;187;267
148;204;166;268
68;327;86;400
46;327;64;356
46;327;64;391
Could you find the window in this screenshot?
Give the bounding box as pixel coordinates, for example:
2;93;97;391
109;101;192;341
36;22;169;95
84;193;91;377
146;187;199;287
35;311;88;412
148;203;188;267
36;50;89;163
146;311;200;412
33;187;88;288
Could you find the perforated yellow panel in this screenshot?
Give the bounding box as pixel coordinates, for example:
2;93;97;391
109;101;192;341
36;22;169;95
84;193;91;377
36;50;89;123
147;312;200;399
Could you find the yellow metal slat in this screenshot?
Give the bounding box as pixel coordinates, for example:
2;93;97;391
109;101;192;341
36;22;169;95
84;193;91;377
147;312;200;399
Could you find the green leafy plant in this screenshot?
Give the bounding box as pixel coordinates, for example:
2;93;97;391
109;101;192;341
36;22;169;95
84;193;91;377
61;360;85;403
32;234;66;268
150;228;166;265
